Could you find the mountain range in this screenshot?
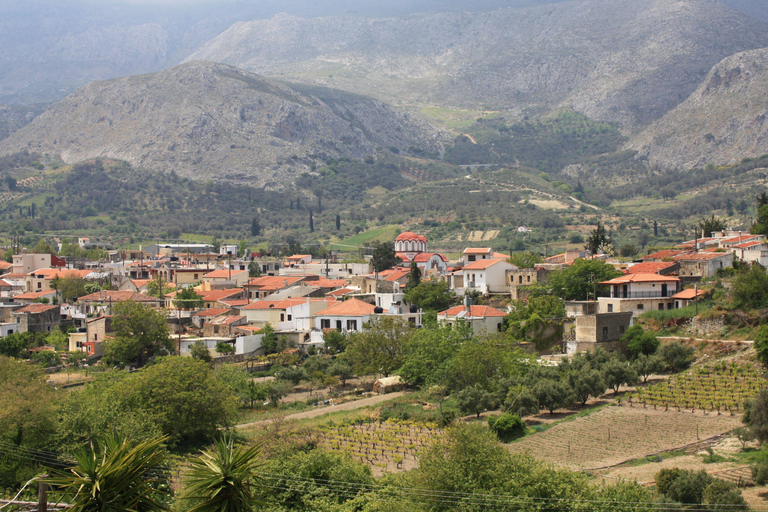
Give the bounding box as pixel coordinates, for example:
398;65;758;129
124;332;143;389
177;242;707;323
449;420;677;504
3;0;768;177
0;62;448;187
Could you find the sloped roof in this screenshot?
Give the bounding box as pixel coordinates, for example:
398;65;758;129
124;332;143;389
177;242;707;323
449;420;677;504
193;308;232;317
202;269;248;279
13;290;57;300
241;298;306;311
733;240;768;249
326;288;356;297
463;258;511;270
78;290;160;302
463;247;493;255
438;305;507;318
626;262;677;274
600;273;680;285
14;304;59;314
642;250;685;261
28;268;91;279
673;252;731;261
413;252;448;263
201;289;244;302
670;289;706;300
210;315;245;325
316;298;376;317
395;231;427;242
246;276;305;289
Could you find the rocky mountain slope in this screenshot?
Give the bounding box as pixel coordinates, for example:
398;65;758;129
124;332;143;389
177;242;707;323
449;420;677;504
0;61;448;187
187;0;768;131
628;48;768;170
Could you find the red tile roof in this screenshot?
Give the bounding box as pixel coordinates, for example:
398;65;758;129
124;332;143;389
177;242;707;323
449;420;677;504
28;268;91;279
600;273;680;285
246;276;305;289
201;289;244;302
14;304;59;314
219;299;249;307
326;288;355;297
316;298;376;317
202;269;248;279
241;298;307;311
642;250;685;261
13;290;57;300
395;231;427;242
439;305;507;318
210;315;245;325
463;258;509;270
673;252;731;261
626;262;677;274
78;291;160;302
0;261;12;270
670;289;706;300
463;247;493;255
733;240;767;249
193;308;232;317
307;278;349;288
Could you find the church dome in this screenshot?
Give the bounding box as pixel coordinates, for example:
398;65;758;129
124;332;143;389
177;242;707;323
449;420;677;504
395;231;427;243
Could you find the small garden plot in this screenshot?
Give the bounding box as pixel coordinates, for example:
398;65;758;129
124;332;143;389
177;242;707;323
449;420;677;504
316;420;443;475
625;361;764;414
508;406;741;470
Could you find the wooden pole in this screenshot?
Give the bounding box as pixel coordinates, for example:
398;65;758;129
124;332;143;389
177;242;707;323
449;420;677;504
37;475;48;512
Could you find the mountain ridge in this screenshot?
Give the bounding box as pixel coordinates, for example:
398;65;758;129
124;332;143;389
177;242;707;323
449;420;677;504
186;0;768;130
0;61;449;187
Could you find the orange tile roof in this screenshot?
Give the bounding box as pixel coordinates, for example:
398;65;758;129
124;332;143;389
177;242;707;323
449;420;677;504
210;315;245;325
203;269;248;279
13;290;57;300
242;298;306;311
193;308;232;317
201;289;244;302
670;289;706;300
626;262;677;274
28;268;91;279
130;279;151;288
316;298;376;317
673;252;731;261
463;247;493;255
733;240;767;249
286;254;311;260
246;276;305;289
14;304;59;314
0;279;12;288
0;261;12;270
383;270;409;282
462;258;509;270
600;273;680;285
642;250;685;261
234;324;262;332
2;273;28;279
78;291;160;302
326;288;355;297
219;299;249;307
439;305;507;318
308;278;349;288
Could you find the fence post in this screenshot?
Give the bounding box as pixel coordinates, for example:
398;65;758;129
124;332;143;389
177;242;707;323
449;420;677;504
38;475;48;512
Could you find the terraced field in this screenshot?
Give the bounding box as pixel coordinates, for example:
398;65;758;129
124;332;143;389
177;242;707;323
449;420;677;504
508;406;741;470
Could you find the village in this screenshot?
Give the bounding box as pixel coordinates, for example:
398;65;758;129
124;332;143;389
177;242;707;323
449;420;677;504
0;228;760;363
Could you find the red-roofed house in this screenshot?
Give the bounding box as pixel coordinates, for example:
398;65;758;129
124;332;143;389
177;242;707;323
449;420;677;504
285;254;312;266
201;269;249;287
13;289;57;304
670;288;707;309
203;315;247;337
732;240;768;267
12;304;61;333
598;273;680;316
673;251;733;278
76;291;163;315
200;288;246;309
315;298;376;333
462;247;496;263
437;304;507;335
12;253;65;275
641;250;685;262
244;276;307;299
26;268;91;293
626;261;679;276
449;258;516;295
192;308;232;329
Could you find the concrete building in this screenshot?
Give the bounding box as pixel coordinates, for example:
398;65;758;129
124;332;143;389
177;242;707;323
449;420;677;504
567;312;634;355
12;304;61;333
436;305;507;335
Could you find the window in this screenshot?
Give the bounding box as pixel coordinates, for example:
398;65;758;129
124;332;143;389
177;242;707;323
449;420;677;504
658;303;664;310
607;304;613;312
37;282;41;289
468;255;476;262
527;275;531;283
519;275;523;284
619;325;625;334
667;303;673;310
637;304;644;310
194;274;199;279
497;322;502;332
287;314;292;321
602;326;608;340
280;313;285;321
347;320;357;331
321;319;330;329
336;320;342;330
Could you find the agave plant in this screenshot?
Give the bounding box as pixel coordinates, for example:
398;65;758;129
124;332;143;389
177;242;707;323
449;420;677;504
182;435;264;512
45;434;170;512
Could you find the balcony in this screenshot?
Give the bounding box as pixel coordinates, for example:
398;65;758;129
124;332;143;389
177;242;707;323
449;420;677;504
604;291;676;299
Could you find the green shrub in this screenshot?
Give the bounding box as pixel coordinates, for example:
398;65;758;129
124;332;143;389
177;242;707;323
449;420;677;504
752;461;768;486
487;413;526;442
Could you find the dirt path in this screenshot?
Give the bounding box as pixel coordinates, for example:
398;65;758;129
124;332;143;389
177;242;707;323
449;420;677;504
235;391;408;429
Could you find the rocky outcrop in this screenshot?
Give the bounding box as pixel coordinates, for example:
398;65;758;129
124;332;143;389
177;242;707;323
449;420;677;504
0;61;449;186
628;48;768;170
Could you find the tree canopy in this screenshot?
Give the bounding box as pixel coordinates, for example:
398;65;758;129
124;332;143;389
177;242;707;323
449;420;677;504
103;300;174;367
547;258;621;301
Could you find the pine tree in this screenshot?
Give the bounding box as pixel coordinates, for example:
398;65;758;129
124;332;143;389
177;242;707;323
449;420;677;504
309;210;314;233
335;214;341;230
250;217;261;237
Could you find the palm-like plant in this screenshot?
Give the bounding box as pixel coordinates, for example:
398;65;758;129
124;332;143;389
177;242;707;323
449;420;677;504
182;435;263;512
45;434;170;512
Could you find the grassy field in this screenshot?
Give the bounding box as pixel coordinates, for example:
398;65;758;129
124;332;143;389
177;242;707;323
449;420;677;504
332;225;403;250
421;106;500;129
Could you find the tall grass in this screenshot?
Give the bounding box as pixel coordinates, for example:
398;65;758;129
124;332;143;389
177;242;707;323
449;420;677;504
639;301;711;322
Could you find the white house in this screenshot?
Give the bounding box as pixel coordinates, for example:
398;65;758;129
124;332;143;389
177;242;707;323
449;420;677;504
314;298;376;333
732;240;768;267
450;258;516;295
598;273;680;317
437;305;507;335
